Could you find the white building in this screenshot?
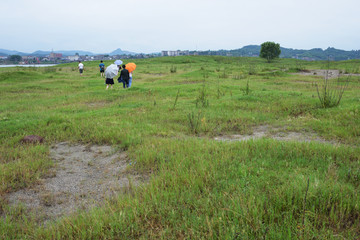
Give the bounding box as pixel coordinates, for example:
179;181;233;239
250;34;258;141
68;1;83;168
161;50;189;57
67;55;80;61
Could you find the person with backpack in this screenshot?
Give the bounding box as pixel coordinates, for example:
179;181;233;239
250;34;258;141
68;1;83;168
99;60;105;78
118;64;130;88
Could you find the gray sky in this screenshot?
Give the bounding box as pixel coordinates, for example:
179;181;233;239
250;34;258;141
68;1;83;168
1;0;359;53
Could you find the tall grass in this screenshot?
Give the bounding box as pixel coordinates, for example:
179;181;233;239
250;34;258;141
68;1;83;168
0;56;359;239
315;72;350;108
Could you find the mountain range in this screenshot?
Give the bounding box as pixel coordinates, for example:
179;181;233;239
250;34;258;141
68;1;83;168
199;45;360;61
1;46;360;61
0;48;137;57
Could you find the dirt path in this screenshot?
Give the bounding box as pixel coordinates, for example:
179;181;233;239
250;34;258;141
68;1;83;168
6;142;147;223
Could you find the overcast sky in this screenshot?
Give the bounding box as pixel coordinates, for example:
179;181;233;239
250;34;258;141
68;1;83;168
1;0;359;53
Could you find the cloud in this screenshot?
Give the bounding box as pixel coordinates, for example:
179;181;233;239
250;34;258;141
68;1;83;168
1;0;359;53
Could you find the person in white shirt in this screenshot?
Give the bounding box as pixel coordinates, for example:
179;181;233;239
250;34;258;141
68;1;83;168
78;61;84;76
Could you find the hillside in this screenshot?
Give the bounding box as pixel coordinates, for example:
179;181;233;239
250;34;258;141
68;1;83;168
2;46;360;60
109;48;137;56
223;45;360;60
0;48;138;57
0;49;27;56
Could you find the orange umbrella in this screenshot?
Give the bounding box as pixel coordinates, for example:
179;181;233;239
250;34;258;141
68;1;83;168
125;63;136;73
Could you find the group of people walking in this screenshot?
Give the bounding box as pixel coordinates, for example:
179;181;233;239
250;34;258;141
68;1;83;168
104;63;132;90
77;60;134;90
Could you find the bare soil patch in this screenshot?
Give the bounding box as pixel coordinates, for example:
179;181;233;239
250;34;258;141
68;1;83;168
292;70;340;79
178;80;200;85
214;125;335;144
86;101;109;108
292;70;360;79
6;142;147;223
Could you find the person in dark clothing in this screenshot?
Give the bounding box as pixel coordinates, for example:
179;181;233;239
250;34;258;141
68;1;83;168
118;64;130;88
99;60;105;78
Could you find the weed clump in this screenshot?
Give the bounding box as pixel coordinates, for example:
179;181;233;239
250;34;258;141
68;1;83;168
170;65;177;73
187;110;202;134
196;84;209;108
315;71;350;108
43;67;57;73
242;79;250;95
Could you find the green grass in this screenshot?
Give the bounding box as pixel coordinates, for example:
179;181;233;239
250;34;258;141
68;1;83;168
0;56;359;239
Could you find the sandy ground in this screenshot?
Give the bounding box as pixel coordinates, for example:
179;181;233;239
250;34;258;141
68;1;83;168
6;142;147;223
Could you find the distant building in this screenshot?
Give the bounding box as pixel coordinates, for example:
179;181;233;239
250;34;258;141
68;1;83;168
162;50;189;57
50;52;63;59
67;55;80;61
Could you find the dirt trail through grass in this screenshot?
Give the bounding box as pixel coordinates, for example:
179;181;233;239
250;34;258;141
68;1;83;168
6;142;146;223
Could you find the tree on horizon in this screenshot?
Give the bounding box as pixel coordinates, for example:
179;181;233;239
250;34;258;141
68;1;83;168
260;42;281;62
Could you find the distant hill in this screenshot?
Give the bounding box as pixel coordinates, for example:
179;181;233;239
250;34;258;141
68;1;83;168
223;45;360;61
281;47;360;61
0;49;27;56
2;46;360;60
31;50;52;56
57;50;96;56
0;48;138;57
109;48;137;56
31;50;95;56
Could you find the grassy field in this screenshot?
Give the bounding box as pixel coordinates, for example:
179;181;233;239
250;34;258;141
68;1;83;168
0;56;359;239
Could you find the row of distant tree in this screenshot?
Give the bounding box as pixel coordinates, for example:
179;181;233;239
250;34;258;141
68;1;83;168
7;55;22;62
